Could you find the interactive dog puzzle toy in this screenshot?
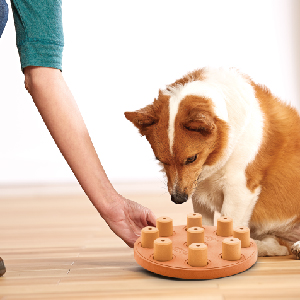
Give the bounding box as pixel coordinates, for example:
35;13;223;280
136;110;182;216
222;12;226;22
134;213;257;279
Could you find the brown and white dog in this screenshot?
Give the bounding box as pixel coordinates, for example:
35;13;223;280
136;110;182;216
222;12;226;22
125;67;300;257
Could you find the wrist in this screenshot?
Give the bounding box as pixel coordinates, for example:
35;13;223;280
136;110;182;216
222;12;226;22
85;178;121;218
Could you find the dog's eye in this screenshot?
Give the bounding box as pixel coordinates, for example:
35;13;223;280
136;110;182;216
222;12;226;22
185;154;197;165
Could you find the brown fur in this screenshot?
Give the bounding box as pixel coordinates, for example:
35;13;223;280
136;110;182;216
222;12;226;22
166;69;205;90
125;92;229;197
124;92;172;165
246;83;300;232
168;96;229;196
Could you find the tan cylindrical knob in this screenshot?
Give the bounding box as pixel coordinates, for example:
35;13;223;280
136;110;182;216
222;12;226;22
187;213;202;229
141;226;159;248
153;238;173;262
233;227;250;248
222;237;241;261
188;243;207;267
187;227;204;246
156;216;173;237
217;216;233;237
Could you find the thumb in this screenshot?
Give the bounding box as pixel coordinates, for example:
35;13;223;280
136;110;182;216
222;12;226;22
145;208;157;228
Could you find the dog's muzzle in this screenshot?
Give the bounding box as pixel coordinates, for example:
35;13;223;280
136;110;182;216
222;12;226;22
171;192;188;204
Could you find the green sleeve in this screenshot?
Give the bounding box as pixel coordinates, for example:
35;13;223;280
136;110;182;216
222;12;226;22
11;0;64;72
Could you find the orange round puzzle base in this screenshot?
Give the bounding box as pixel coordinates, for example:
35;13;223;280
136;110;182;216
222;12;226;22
134;225;257;279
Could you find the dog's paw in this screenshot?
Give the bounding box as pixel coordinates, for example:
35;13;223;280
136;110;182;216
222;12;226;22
255;237;289;256
291;241;300;259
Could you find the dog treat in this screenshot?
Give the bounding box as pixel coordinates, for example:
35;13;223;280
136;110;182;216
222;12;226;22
233;227;250;248
156;216;173;237
222;237;241;261
154;238;173;261
187;213;202;229
141;226;159;248
187;226;205;246
188;243;207;267
217;216;233;237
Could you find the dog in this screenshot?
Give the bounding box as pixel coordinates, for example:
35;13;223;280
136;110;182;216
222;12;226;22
125;67;300;257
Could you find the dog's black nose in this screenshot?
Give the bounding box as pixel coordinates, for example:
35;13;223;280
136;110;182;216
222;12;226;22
171;193;188;204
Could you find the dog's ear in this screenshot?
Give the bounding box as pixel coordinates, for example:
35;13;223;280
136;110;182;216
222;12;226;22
183;110;215;135
125;104;159;135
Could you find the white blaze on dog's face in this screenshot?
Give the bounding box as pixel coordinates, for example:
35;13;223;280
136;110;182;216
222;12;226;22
125;76;229;205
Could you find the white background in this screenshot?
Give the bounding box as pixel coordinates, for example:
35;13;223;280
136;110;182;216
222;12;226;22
0;0;300;185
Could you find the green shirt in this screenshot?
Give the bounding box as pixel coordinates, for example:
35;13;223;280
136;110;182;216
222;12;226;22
11;0;64;71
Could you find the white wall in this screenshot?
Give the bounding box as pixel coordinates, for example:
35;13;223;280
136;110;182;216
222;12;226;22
0;0;299;184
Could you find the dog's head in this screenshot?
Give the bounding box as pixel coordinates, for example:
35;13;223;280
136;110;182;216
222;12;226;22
125;71;229;204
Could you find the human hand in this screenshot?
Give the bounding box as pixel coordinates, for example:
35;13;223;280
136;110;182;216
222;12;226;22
101;194;157;248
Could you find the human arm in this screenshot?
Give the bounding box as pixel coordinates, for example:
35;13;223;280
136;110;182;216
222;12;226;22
24;66;156;247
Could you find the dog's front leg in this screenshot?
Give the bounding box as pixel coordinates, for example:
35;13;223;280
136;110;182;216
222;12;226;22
221;174;261;229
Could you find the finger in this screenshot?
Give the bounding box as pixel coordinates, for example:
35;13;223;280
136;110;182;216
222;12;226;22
126;231;140;248
146;209;157;227
125;240;134;248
